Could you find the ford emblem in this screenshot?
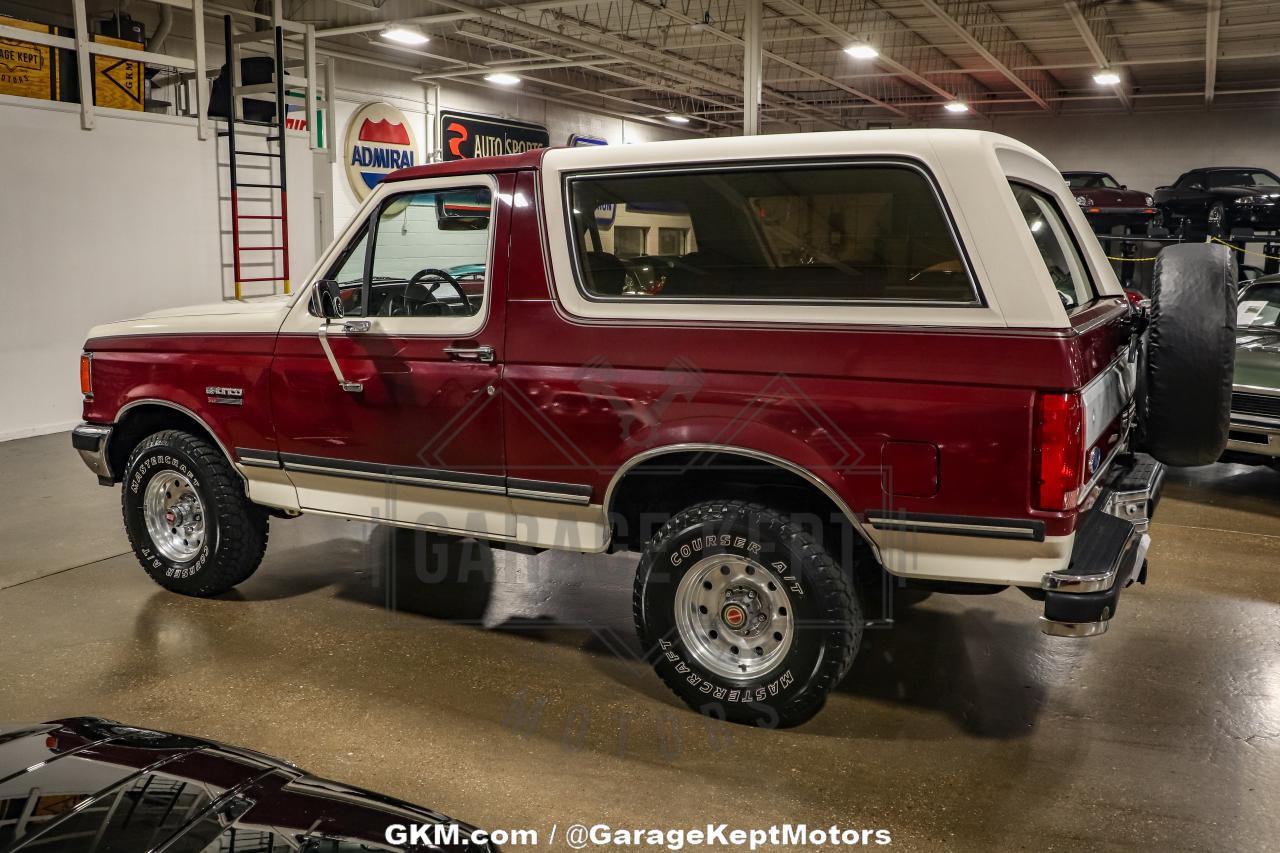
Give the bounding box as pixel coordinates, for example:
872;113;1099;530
1089;446;1103;474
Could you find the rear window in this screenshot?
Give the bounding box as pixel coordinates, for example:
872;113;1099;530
565;163;977;304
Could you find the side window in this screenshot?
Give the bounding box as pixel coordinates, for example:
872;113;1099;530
319;186;492;321
1009;182;1096;312
566;163;977;303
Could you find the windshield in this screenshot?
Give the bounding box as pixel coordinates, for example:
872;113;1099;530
1206;170;1280;188
1065;173;1119;189
1238;284;1280;329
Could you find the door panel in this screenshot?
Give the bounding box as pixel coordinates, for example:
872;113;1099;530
269;174;512;536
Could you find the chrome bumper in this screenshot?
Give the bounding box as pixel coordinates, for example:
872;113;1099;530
1039;453;1164;638
72;423;114;483
1225;416;1280;459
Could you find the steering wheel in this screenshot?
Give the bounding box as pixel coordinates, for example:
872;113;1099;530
407;268;466;311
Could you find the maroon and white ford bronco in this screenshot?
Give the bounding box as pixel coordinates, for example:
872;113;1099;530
73;130;1236;726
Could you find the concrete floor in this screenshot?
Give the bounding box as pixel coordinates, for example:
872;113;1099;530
2;431;1278;851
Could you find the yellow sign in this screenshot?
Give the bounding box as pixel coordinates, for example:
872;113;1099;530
93;34;143;111
0;16;56;101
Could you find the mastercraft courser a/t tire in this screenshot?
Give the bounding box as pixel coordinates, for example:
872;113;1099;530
122;429;269;596
1138;243;1237;466
633;500;861;728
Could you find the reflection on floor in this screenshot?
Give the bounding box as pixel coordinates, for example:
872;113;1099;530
1;432;1277;851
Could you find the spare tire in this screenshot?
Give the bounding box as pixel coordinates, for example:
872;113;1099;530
1136;243;1236;466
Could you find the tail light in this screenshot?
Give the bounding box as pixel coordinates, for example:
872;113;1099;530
79;353;93;398
1033;392;1085;511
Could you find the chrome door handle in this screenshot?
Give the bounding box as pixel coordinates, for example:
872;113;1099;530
444;345;495;363
343;320;371;333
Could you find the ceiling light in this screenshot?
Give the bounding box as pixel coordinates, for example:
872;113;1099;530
1093;69;1121;85
665;114;691;124
944;101;968;113
484;72;521;86
844;43;879;60
380;24;428;46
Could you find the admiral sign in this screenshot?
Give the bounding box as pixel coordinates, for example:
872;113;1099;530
439;109;549;161
343;102;420;199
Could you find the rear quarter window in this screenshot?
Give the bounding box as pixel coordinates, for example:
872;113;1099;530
1009;181;1098;312
565;162;978;305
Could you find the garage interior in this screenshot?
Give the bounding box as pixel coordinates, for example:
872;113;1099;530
1;0;1279;851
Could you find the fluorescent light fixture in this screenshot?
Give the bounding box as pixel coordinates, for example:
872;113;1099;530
484;72;521;86
844;43;879;60
665;114;691;124
944;101;968;113
380;24;428;46
1093;69;1121;85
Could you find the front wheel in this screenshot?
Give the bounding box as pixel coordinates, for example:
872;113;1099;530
122;429;269;596
633;500;861;728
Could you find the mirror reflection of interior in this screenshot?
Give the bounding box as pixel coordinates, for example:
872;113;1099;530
316;187;492;319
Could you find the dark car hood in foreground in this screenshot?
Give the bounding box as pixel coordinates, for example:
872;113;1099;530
0;718;490;853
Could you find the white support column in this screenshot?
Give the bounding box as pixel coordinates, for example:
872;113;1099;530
742;0;762;135
193;0;209;139
306;24;319;150
324;59;337;164
71;0;94;130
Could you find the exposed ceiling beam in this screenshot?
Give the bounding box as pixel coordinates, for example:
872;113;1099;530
313;0;622;38
767;0;959;103
630;0;907;118
917;0;1050;110
1063;1;1131;112
1206;0;1222;107
428;0;849;127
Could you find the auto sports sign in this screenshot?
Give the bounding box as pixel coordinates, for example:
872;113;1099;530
439;109;549;161
344;102;421;199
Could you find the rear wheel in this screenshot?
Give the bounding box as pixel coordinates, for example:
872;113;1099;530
633;500;861;728
122;429;269;596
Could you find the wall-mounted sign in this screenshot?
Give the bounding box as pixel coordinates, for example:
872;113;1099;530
0;16;56;101
92;33;143;111
439;109;549;161
343;102;420;199
569;133;608;147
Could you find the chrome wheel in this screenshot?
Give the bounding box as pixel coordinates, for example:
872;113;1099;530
143;472;206;563
673;555;795;681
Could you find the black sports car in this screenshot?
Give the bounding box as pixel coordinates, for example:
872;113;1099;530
0;718;493;852
1153;166;1280;239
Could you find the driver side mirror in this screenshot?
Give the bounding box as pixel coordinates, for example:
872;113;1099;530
1120;184;1127;190
312;279;344;320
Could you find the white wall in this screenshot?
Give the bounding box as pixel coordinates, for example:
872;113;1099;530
978;111;1280;195
0;100;314;440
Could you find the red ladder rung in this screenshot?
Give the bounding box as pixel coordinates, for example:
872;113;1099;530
237;275;288;283
237;246;285;251
237;214;284;220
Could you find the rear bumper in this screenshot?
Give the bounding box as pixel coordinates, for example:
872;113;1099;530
1039;453;1164;637
72;423;114;484
1083;208;1157;231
